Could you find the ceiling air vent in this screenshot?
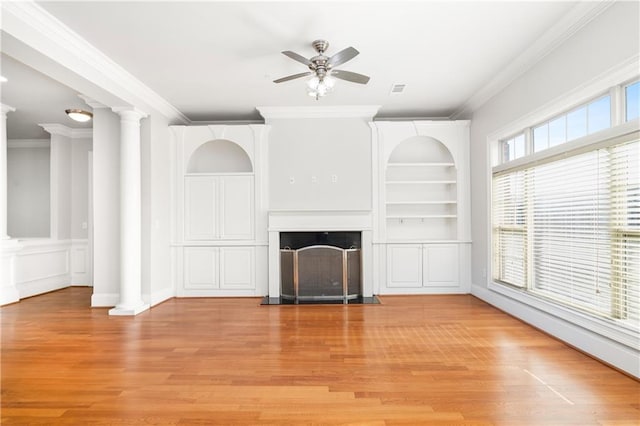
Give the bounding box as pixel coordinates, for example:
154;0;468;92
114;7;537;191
390;84;406;95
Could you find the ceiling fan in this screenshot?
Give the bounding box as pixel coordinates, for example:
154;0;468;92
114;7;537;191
273;39;370;99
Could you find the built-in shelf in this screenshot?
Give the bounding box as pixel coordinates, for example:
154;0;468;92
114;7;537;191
386;180;456;184
384;135;458;242
387;162;455;167
387;215;457;219
386;201;456;205
185;172;254;177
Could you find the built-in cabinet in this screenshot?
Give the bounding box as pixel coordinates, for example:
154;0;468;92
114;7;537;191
387;244;459;289
185;174;253;240
171;125;269;297
184;246;255;290
170;118;469;299
373;121;471;294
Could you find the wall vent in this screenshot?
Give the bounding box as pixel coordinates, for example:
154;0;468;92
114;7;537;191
390;84;406;94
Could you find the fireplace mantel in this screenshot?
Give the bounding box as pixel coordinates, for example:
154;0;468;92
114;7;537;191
268;210;373;232
267;210;374;299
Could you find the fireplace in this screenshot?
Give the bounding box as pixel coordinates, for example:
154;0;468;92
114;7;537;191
280;232;361;303
266;210;374;301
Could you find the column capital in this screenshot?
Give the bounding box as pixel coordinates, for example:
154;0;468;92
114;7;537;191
1;104;16;117
112;107;148;122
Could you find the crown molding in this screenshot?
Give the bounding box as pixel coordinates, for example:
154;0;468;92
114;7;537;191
2;1;189;124
1;104;16;115
257;105;381;121
7;139;50;148
38;123;92;139
78;94;107;109
451;1;615;119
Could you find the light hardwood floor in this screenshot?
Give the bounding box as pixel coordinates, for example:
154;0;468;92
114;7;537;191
1;287;638;425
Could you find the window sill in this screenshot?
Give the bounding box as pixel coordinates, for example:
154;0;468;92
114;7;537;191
488;280;639;350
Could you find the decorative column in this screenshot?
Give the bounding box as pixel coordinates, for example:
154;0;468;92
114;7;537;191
0;103;21;306
1;104;15;240
109;107;149;316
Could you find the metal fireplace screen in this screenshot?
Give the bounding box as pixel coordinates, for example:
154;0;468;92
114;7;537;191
280;245;361;303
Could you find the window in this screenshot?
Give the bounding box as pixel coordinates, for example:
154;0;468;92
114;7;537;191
493;77;640;336
501;133;525;162
493;135;639;326
626;80;639;122
529;95;612;154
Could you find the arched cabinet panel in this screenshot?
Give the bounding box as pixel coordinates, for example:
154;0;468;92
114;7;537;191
171;124;269;298
187;139;253;173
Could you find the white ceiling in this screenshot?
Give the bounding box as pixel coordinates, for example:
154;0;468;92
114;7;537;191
34;1;576;122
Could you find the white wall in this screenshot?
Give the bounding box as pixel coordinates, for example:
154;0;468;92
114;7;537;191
268;118;372;211
91;107;121;306
7;143;50;238
50;132;72;240
71;137;92;239
470;1;640;376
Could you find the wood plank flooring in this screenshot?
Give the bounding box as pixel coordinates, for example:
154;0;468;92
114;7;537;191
2;287;639;425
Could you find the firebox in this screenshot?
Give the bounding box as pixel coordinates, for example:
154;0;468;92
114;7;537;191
280;232;361;303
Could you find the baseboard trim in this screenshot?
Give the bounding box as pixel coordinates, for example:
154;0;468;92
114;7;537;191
91;293;119;308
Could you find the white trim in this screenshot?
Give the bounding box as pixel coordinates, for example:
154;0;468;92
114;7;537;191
7;139;50;148
91;292;119;307
257;105;380;121
1;1;188;124
38;123;93;139
452;1;614;119
147;286;175;307
78;94;107;110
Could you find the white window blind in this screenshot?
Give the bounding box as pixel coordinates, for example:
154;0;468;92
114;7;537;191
493;137;639;327
493;171;527;287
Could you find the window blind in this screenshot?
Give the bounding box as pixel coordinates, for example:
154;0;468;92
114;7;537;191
493;137;639;327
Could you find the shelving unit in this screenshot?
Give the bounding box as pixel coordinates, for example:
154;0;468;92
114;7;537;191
385;156;457;241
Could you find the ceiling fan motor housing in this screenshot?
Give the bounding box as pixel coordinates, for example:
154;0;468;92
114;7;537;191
312;39;329;54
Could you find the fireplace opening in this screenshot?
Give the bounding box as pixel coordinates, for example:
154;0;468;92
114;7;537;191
280;232;361;303
279;231;361;250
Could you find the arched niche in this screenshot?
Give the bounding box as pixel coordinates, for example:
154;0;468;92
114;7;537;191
187;139;253;173
388;136;454;165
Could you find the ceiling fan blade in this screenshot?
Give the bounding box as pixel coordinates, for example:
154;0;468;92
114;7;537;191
273;72;313;83
331;69;370;84
282;51;312;67
327;46;359;68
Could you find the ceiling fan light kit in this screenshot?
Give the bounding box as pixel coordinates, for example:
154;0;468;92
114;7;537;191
274;39;370;100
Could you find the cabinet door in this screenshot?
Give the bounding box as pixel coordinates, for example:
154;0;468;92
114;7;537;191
387;245;423;288
220;176;254;240
423;244;458;287
185;176;218;240
220;247;255;289
184;247;219;289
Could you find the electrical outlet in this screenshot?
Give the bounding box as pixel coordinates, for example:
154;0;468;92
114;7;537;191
81;222;88;230
311;176;318;183
289;176;295;184
331;174;338;183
